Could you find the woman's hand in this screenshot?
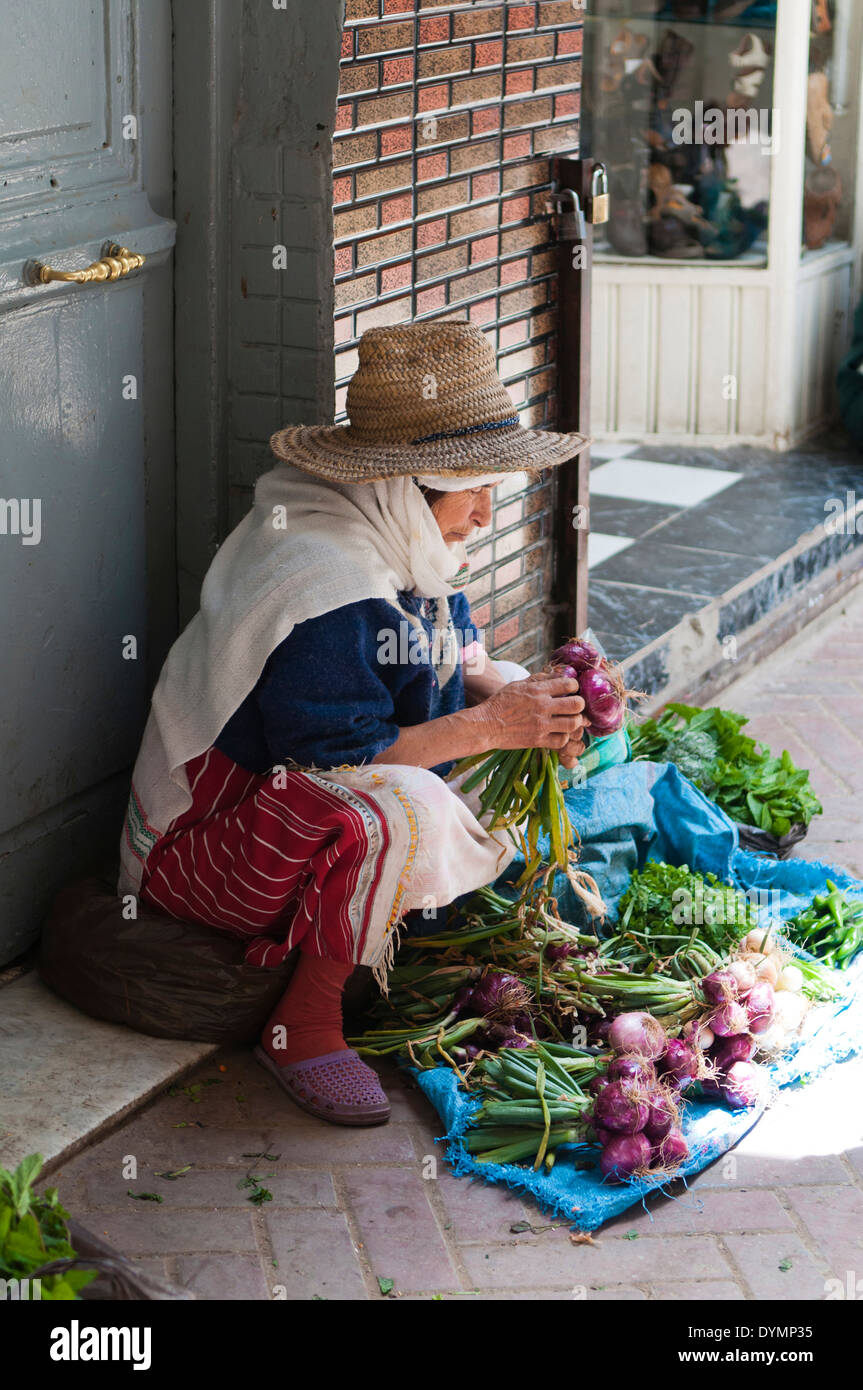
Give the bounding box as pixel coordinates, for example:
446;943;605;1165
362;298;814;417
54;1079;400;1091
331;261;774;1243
469;672;586;766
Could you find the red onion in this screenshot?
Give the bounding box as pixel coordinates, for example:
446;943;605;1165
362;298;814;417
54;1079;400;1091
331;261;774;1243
589;1075;611;1097
551;639;601;673
452;985;475;1017
594;1082;649;1135
727;959;756;997
710;1001;750;1037
682;1018;715;1052
745;980;776;1035
600;1132;652;1182
643;1091;677;1142
590;1018;614;1047
608;1012;667;1061
703;969;739;1005
608;1055;655;1087
545;942;579;964
721;1060;761;1110
654;1129;689;1167
659;1038;698;1088
578;668;624;737
469;972;530;1022
713;1034;755;1070
593;1125;614;1146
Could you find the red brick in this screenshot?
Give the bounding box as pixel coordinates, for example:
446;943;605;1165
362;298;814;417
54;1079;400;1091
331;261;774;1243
504;133;532;160
416;284;447;314
470;235;498;264
340;30;353;60
381;124;413;155
418;83;448;112
472;107;500;134
333;175;352;204
381;193;412;224
474;40;504;68
499;317;528;348
471;170;500;199
557;29;582;55
502;195;530;223
417;217;447;247
495;615;520;644
419;15;449;44
496;556;522;584
506;70;534;95
418;152;448;181
381;261;413;293
469;298;497;325
335;103;353;131
334;247;353;275
472;603;491;629
501;256;529;284
555;91;579;117
507;5;537;29
383;56;414;85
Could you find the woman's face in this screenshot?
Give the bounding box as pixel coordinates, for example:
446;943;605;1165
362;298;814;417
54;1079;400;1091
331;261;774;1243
429;486;495;544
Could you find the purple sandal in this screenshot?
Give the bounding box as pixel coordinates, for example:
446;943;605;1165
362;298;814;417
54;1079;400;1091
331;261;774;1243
254;1046;391;1127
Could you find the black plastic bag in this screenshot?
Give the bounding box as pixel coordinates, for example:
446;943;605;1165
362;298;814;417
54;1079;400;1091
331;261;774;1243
735;821;808;860
35;1221;195;1301
39;876;296;1043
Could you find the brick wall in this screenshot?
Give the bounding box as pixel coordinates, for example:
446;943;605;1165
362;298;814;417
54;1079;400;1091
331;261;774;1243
334;0;583;667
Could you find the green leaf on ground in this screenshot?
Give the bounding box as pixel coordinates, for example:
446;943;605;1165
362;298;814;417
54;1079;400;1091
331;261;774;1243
378;1276;395;1296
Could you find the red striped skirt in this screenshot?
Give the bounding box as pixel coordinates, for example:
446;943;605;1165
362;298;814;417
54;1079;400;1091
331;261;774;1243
138;747;515;980
140;747;403;969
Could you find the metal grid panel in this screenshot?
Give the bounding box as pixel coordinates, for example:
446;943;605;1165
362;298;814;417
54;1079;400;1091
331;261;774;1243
334;0;583;666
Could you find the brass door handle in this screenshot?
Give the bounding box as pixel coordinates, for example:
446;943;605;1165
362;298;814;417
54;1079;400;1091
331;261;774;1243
28;242;146;285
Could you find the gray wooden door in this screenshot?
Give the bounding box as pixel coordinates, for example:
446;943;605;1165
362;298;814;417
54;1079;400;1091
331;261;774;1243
0;0;176;963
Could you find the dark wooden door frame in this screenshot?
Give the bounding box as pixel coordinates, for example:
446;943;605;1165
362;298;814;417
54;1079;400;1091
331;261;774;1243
552;155;595;644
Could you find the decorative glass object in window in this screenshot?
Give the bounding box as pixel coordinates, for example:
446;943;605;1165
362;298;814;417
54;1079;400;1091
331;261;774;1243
583;1;778;264
802;0;858;256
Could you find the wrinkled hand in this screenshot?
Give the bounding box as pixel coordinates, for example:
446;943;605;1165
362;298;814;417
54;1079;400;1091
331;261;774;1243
471;672;586;768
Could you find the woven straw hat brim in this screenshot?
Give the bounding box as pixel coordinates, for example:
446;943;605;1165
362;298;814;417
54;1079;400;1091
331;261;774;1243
269;422;591;483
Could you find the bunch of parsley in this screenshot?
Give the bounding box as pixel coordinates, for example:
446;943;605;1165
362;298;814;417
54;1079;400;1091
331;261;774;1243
1;1154;97;1299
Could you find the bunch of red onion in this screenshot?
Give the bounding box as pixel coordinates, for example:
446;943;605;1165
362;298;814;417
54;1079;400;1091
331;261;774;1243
698;964;772;1110
590;1012;690;1182
452;971;535;1053
550;638;641;739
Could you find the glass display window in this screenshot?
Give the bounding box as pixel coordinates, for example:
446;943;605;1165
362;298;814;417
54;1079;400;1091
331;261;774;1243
583;1;780;264
802;0;861;255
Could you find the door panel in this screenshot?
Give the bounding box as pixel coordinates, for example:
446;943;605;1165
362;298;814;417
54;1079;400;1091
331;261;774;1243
0;0;175;961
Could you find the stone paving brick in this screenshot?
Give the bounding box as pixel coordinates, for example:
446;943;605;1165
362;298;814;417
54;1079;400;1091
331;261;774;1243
782;1185;863;1279
265;1208;367;1300
611;1186;795;1237
341;1166;460;1292
174;1254;271;1301
81;1166;337;1211
722;1234;829;1300
434;1168;532;1243
649;1279;744;1300
80;1208;257;1256
460;1232;731;1289
689;1151;851;1189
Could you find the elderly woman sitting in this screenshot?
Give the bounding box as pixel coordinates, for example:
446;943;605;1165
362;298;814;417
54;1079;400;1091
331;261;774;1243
119;323;589;1126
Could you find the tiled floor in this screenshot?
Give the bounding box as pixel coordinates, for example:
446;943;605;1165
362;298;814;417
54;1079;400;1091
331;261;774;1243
45;588;863;1301
587;430;863;661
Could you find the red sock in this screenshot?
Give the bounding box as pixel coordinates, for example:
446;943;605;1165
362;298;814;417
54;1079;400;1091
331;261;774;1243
261;953;354;1065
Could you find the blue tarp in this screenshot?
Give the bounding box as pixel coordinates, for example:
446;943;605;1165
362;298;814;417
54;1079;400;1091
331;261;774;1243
413;762;863;1230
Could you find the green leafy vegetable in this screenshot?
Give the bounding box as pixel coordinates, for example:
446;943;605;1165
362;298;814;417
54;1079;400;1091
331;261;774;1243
628;705;822;836
0;1153;98;1300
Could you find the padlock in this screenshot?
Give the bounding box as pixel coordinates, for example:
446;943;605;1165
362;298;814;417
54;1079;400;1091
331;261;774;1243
589;163;610;225
550;188;587;242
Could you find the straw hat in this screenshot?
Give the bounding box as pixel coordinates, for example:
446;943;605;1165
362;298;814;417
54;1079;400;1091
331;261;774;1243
269;322;590;483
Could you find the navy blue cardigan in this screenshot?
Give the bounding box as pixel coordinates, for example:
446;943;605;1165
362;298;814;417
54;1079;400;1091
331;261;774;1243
215;590;479;778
